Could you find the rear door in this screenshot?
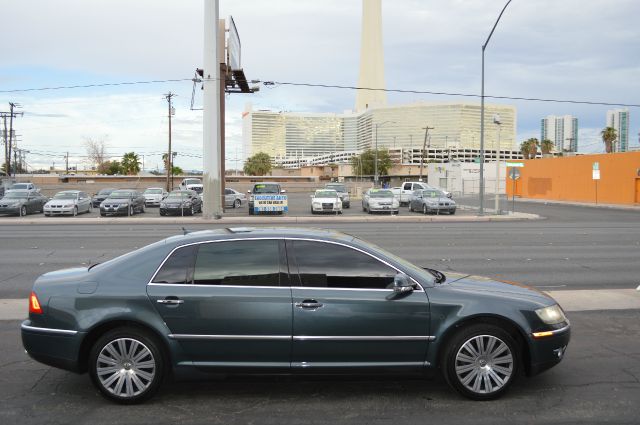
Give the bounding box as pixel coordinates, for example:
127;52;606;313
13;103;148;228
147;239;293;371
288;239;431;372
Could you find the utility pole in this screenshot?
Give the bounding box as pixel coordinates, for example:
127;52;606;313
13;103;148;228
65;152;69;174
419;126;434;182
2;103;23;177
164;92;176;192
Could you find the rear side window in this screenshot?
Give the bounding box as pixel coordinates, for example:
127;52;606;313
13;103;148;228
152;245;198;284
193;240;281;286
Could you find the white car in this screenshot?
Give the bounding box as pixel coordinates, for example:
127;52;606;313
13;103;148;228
399;181;451;204
143;187;167;207
310;189;343;214
44;190;92;216
179;178;203;196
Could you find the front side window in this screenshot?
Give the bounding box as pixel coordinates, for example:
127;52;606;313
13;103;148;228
193;240;281;286
292;241;397;289
403;183;412;190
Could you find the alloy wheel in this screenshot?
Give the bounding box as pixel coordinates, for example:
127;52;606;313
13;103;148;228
96;338;156;399
454;334;514;395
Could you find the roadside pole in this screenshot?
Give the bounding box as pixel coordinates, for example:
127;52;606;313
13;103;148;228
202;0;223;219
593;162;600;205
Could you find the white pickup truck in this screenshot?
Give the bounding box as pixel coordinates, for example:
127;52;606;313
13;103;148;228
397;181;451;205
178;178;203;196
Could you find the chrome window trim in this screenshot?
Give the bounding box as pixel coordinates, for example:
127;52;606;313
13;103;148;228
293;335;436;341
149;283;284;289
21;323;78;336
169;334;291;340
147;236;424;291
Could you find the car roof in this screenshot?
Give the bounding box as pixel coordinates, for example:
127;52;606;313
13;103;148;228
169;227;355;245
56;190;81;194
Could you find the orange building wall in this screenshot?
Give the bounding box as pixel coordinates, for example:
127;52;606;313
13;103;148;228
505;152;640;205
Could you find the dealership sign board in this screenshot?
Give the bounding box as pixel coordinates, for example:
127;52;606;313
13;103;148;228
253;195;288;213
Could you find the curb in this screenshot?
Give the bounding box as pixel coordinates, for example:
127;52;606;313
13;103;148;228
0;212;541;225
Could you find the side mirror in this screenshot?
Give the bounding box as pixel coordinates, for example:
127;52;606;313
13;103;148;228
247;190;251;193
393;273;414;293
281;189;286;194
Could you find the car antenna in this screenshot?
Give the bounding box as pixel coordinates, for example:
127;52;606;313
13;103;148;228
181;227;191;235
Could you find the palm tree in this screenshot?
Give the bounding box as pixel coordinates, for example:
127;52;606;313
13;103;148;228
541;139;554;155
527;138;539;159
601;127;617;153
120;152;141;175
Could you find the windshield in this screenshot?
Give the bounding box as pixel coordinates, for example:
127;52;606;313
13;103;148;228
315;190;337;198
97;189;114;195
423;189;445;198
253;184;281;194
108;191;132;199
184;179;201;185
3;191;29;199
11;184;30;189
326;184;346;192
166;192;191;200
53;192;77;199
370;190;394;198
145;189;163;194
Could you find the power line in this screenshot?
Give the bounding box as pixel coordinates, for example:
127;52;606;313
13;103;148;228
0;78;193;94
259;80;640;108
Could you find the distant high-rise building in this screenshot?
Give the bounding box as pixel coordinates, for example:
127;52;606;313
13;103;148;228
355;0;387;112
540;115;578;152
606;109;629;152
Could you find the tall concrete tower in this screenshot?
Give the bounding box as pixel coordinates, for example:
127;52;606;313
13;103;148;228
355;0;387;112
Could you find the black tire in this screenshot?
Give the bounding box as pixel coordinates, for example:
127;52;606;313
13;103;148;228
345;202;350;209
233;199;241;209
159;210;165;216
20;206;27;217
442;324;519;401
311;207;315;215
408;203;413;212
129;206;134;216
88;326;165;404
73;206;78;217
450;209;456;215
190;205;195;216
100;212;106;217
423;204;428;215
141;204;145;213
249;208;254;216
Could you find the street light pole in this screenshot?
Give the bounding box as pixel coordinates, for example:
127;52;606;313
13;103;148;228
479;0;512;216
419;126;434;182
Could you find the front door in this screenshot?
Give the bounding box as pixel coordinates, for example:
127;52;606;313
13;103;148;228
147;239;292;371
287;240;431;372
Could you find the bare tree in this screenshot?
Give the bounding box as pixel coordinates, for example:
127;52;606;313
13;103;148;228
84;137;108;169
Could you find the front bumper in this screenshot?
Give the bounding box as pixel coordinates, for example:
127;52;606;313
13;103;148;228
160;206;192;215
44;206;75;216
0;206;20;215
100;205;129;216
21;320;84;373
424;205;456;214
528;323;571;376
312;204;342;213
145;199;162;206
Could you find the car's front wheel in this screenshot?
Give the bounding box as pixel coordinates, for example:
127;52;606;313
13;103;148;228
422;204;428;215
20;206;27;217
89;327;165;404
234;199;241;208
442;324;519;400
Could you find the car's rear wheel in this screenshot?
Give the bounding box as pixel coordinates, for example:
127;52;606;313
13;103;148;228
141;204;145;213
20;206;27;216
89;327;165;404
442;324;518;400
234;199;241;208
422;204;428;215
73;206;78;217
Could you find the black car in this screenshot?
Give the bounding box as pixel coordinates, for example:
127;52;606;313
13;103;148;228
159;190;202;216
92;188;116;208
0;190;48;216
21;227;570;404
99;189;145;216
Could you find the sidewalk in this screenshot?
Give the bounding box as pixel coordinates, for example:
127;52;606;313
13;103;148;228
516;197;640;211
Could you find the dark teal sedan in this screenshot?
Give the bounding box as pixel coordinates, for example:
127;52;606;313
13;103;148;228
21;228;570;404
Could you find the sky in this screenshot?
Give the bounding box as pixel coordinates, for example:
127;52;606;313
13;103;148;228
1;0;639;172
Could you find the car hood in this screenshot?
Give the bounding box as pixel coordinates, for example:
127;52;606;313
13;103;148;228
163;198;190;204
442;271;554;306
103;198;131;204
424;197;454;203
369;197;395;202
145;194;163;199
313;197;340;202
0;199;24;205
47;200;75;206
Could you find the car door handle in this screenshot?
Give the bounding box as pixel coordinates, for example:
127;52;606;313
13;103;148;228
295;300;323;309
157;298;184;305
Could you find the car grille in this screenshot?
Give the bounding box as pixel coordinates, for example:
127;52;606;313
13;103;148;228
322;203;333;209
0;204;8;208
191;187;203;193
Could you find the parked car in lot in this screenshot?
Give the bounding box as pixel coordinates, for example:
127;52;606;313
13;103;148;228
310;189;342;214
159;190;202;216
409;189;457;215
248;182;287;215
21;227;571;404
11;182;40;192
0;189;47;216
399;181;451;205
178;178;203;196
324;182;350;208
44;190;92;216
362;188;400;214
225;188;246;209
92;188;116;208
99;190;145;216
143;188;167;207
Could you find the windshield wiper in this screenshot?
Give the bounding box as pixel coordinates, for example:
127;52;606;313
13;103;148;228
423;267;446;284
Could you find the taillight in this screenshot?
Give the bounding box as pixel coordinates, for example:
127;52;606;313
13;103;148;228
29;291;43;314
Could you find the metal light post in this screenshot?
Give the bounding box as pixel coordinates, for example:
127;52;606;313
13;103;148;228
479;0;512;216
374;120;395;187
493;114;502;214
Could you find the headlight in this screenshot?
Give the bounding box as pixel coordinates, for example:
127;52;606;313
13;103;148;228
535;305;567;325
160;203;166;208
312;202;321;207
120;203;129;207
183;201;192;206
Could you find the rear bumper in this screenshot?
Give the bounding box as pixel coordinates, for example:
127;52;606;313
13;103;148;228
21;320;84;373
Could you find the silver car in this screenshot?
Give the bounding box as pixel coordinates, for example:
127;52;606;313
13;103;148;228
362;188;400;215
44;190;92;216
225;188;246;208
409;189;456;215
143;187;167;207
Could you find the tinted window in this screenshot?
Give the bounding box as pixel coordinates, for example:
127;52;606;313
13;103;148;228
153;245;198;284
193;240;280;286
292;241;397;289
403;183;412;190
